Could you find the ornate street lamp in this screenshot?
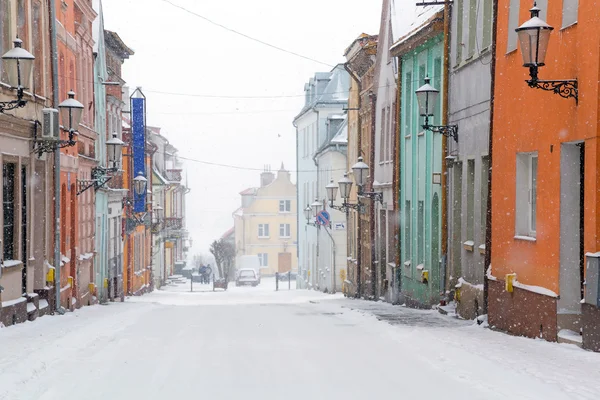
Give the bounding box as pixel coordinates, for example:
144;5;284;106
326;176;361;213
106;133;124;171
338;173;353;200
304;205;312;222
133;172;148;196
326;179;338;204
311;198;322;215
0;38;34;113
515;2;578;103
351;157;369;188
415;77;458;142
58;91;84;135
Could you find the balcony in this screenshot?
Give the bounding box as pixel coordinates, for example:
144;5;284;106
164;217;183;231
165;169;182;182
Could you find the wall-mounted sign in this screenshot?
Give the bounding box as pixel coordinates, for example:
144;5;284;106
333;222;346;230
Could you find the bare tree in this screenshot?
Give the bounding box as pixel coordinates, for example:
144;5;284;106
209;239;236;281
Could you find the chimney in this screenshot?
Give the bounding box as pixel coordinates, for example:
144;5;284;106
260;165;275;187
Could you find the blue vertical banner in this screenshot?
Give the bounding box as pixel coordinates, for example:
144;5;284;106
131;89;146;213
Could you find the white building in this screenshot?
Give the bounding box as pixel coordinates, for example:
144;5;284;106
293;64;349;291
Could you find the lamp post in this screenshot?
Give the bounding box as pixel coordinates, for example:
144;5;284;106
515;2;578;103
415;77;458;142
76;133;124;196
133;172;148;196
0;38;34;113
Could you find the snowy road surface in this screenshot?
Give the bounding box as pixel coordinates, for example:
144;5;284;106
1;278;599;400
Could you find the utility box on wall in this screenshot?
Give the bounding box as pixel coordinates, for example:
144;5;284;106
585;253;600;307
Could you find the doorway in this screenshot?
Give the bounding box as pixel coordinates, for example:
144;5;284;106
558;142;585;331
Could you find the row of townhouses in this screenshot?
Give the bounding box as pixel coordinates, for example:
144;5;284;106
0;0;189;326
295;0;600;352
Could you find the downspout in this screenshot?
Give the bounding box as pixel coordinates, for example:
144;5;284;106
370;92;377;299
312;146;320;291
293;120;300;287
394;60;402;303
344;62;363;298
49;0;62;312
483;0;499;315
441;2;451;296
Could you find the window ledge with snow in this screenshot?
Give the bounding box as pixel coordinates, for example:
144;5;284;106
514;235;536;242
478;244;486;255
1;260;23;269
463;241;475;252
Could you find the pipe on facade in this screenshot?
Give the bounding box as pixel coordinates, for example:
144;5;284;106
441;0;451;298
483;0;499;315
394;56;402;303
370;91;377;299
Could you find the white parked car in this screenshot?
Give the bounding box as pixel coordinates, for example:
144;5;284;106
236;268;260;287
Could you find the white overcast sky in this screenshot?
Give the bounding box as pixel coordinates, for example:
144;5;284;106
102;0;382;256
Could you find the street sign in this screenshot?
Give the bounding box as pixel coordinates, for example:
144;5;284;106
333;222;346;230
316;210;330;226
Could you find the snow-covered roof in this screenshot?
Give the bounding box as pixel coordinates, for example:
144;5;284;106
331;118;348;145
390;0;444;45
294;65;349;121
233;207;243;217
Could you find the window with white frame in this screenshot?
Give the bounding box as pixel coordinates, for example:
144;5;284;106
258;224;270;238
279;224;291;238
279;200;291;213
507;0;521;53
562;0;578;28
516;152;538;237
258;253;268;267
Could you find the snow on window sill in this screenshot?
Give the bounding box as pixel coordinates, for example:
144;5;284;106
514;235;536;242
279;236;291;239
1;260;23;269
404;260;411;268
463;240;475;252
478;244;486;255
258;236;270;239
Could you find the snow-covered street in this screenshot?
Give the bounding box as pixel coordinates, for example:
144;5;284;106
1;278;599;400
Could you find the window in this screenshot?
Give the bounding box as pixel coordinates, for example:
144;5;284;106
279;200;291;213
467;0;477;58
258;224;270;238
380;108;386;162
385;106;391;161
467;160;475;241
258;253;268;267
0;0;11;83
32;0;43;91
516;153;538;237
455;0;463;64
482;0;493;50
404;71;412;136
279;224;291;238
418;201;424;265
3;163;16;260
507;0;520;53
481;156;490;244
562;0;578;28
390;102;396;161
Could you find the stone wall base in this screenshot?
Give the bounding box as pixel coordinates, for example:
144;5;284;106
456;281;484;320
488;279;558;342
0;299;27;327
582;303;600;352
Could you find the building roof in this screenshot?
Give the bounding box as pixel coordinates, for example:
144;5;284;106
331;118;348;144
239;187;257;196
105;30;135;59
233;207;244;217
390;1;443;48
294;64;350;122
221;227;235;240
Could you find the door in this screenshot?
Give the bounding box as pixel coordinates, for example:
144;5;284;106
559;143;584;332
278;252;291;273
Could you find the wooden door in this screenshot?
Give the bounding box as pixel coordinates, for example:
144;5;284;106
278;252;291;273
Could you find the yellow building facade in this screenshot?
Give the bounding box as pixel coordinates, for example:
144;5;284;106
234;166;298;276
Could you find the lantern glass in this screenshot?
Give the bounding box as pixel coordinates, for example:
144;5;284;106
133;172;148;196
516;14;553;67
338;173;353;200
311;199;322;214
106;133;124;169
153;205;164;221
304;205;312;221
2;38;34;89
326;179;338;202
415;77;439;117
58;91;84;132
351;157;369;187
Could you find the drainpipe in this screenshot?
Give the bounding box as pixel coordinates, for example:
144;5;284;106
394;59;402;303
483;0;499;315
344;62;363;298
292;120;301;287
49;0;62;313
441;1;451;300
312;149;320;291
323;227;336;293
370;92;377;300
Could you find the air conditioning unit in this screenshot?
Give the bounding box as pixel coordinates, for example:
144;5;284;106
42;108;59;140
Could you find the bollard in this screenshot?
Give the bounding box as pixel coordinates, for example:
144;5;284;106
276;272;279;291
288;271;291;290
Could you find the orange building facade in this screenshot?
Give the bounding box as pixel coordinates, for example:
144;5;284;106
55;0;97;309
490;0;599;348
